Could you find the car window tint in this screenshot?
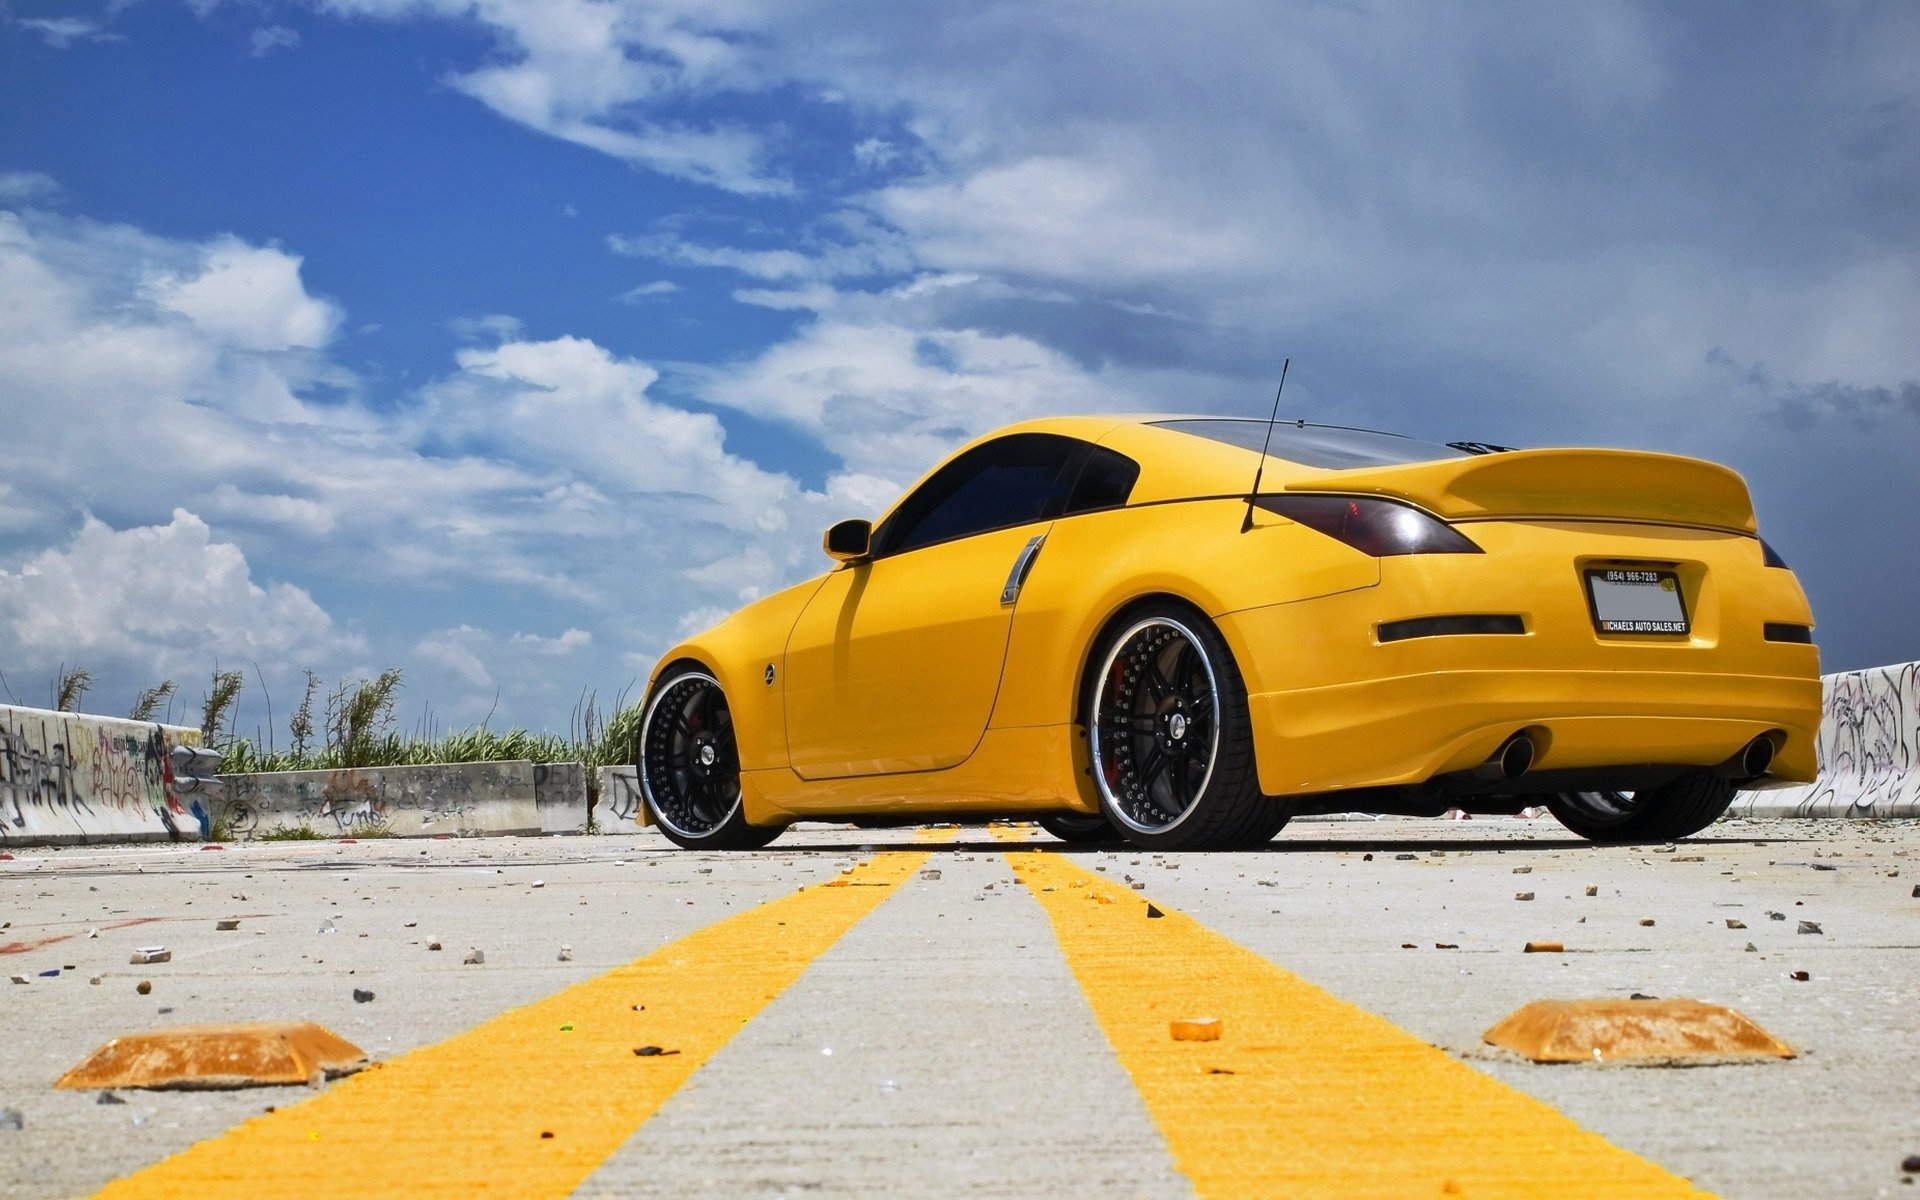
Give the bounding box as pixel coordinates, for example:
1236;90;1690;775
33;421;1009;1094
1064;446;1140;514
877;434;1085;555
1151;418;1469;470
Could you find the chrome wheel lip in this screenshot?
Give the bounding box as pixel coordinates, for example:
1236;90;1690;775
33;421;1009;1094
639;671;743;841
1088;616;1221;836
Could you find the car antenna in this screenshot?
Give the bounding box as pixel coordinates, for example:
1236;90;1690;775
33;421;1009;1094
1240;357;1289;533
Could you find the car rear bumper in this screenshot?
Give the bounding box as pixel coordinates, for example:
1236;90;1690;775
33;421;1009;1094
1240;666;1820;796
1216;520;1822;797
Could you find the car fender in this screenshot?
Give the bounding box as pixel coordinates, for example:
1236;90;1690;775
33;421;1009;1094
643;574;831;772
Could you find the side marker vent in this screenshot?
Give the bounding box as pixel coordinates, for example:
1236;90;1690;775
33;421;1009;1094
1763;623;1813;644
1378;615;1527;643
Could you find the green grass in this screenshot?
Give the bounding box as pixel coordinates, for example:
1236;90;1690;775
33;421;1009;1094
218;703;646;776
257;824;324;841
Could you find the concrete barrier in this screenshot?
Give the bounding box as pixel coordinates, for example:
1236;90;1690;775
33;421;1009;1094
592;765;651;832
1;703;205;845
1730;660;1919;819
216;760;590;839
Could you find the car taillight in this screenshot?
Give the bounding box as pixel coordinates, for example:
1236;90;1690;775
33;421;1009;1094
1760;539;1788;569
1255;494;1482;556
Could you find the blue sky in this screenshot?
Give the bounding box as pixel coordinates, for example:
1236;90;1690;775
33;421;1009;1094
0;0;1915;739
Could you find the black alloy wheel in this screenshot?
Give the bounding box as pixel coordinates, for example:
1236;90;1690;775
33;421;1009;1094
1086;604;1286;850
639;669;780;850
1547;770;1738;843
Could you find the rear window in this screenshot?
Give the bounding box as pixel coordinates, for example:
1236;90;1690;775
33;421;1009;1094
1151;419;1469;471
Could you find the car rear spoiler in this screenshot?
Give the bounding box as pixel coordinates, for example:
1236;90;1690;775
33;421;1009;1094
1279;448;1758;534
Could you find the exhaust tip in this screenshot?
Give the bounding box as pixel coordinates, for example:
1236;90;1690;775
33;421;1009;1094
1487;732;1534;780
1740;736;1775;779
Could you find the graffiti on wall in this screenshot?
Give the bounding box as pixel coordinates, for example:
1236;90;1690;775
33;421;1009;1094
0;706;194;843
1739;661;1920;818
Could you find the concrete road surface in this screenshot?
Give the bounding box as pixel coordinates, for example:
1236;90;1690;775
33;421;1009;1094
2;816;1915;1198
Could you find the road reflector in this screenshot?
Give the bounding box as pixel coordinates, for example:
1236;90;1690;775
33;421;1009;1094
1483;999;1795;1064
55;1023;368;1090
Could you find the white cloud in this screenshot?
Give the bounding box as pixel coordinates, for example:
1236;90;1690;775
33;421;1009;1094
511;627;592;654
142;237;341;352
0;510;359;676
0;171;60;203
616;279;679;302
250;25;302;55
14;17;115;49
311;0;788;194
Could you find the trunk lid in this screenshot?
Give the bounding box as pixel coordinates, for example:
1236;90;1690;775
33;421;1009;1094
1280;448;1757;534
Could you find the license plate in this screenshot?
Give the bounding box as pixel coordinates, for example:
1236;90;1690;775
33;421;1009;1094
1585;568;1689;635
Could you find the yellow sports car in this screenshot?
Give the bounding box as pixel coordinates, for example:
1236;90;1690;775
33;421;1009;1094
638;416;1821;850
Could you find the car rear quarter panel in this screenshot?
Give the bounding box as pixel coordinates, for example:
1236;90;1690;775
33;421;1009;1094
989;498;1378;729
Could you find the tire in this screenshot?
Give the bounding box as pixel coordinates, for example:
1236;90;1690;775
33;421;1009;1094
639;668;782;850
1547;770;1736;843
1036;813;1122;844
1085;603;1287;850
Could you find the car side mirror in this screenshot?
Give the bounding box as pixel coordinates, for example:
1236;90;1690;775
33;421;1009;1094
823;518;873;563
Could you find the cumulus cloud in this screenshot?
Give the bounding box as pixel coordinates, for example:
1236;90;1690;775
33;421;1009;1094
0;509;359;678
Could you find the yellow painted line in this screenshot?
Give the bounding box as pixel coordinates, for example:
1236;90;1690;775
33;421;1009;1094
1006;848;1712;1199
98;848;937;1200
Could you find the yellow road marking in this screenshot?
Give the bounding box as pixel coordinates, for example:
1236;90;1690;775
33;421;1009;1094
98;848;935;1200
1007;848;1712;1199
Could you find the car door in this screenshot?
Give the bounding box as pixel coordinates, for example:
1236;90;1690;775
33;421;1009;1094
783;433;1088;780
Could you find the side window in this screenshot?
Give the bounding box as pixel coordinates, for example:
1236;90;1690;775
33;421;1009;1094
875;434;1085;556
1063;446;1140;515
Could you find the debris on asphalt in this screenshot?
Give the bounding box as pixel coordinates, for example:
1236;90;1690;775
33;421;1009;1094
1515;892;1535;901
427;939;443;951
1362;853;1373;861
86;927;99;939
136;981;151;995
633;1046;680;1057
1911;885;1919;899
1170;1018;1222;1042
1638;919;1656;927
0;1107;22;1130
38;968;58;977
463;948;485;965
1745;943;1758;952
7;975;26;985
1630;992;1658;1000
1726;919;1747;929
919;869;942;881
55;1022;369;1090
1790;970;1811;981
558;945;574;961
1130;882;1146;890
1523;941;1564;953
531;880;545;889
1483;998;1795;1064
95;1091;125;1105
1672;856;1705;863
216;919;240;931
1512;866;1532;874
89;975;102;985
1585;886;1598;896
1146;904;1164;919
1900;1154;1920;1174
1768;911;1787;921
1395;853;1417;861
1798;921;1823;935
129;947;170;965
352;989;375;1003
1401;943;1417;949
1436;942;1459;950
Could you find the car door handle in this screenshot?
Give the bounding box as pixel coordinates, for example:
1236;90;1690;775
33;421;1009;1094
1000;534;1046;606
